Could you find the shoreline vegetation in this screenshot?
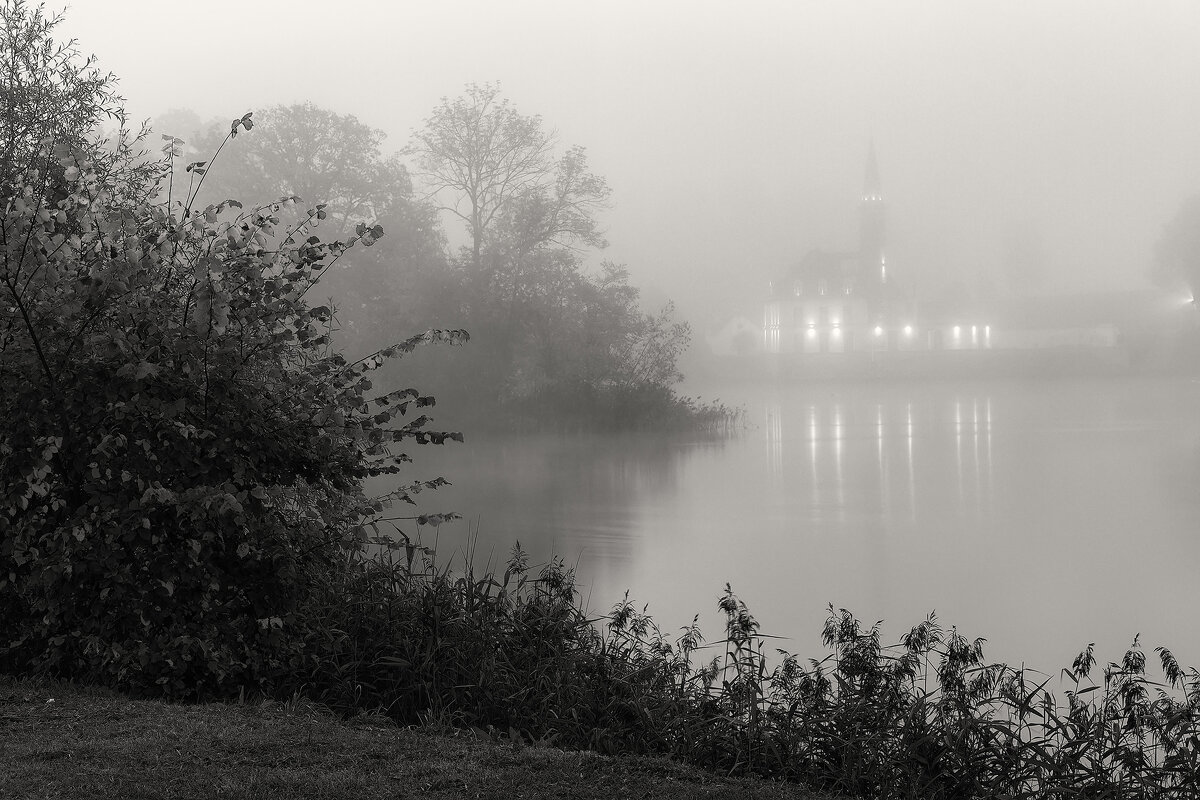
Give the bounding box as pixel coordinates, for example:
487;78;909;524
4;544;1200;798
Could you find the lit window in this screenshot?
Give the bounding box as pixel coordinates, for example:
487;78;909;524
953;326;961;337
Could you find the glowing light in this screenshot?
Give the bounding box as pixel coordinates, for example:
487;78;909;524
807;327;816;338
831;327;842;337
874;326;883;336
903;325;913;336
953;326;961;337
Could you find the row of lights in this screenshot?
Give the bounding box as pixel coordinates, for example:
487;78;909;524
952;325;991;343
806;323;916;337
801;324;991;342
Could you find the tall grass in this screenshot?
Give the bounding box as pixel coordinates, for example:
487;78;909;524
280;538;1199;798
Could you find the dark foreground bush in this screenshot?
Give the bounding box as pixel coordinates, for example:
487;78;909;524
0;1;466;697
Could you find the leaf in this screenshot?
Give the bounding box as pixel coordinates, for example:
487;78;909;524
134;361;160;380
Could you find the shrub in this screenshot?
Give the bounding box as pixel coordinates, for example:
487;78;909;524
0;14;465;694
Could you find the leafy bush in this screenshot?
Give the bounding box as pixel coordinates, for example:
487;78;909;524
0;9;465;694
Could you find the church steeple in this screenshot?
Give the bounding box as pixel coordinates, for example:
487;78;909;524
863;140;882;202
860;141;886;287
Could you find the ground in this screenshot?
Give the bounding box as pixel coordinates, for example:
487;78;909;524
0;674;839;800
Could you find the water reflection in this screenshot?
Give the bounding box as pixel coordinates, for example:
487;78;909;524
906;402;915;520
834;404;845;520
388;378;1200;673
758;388;1010;533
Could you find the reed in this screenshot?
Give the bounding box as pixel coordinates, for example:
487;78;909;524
272;538;1200;798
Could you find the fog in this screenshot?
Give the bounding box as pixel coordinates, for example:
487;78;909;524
48;1;1200;669
59;1;1200;323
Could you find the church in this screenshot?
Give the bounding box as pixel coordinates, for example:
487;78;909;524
763;146;990;355
766;146;927;354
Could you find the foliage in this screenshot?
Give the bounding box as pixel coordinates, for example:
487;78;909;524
178;103;452;354
188;103;421;240
0;0;156;203
253;527;1200;798
0;4;465;695
406;84;726;431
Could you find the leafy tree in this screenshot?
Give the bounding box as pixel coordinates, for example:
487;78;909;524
0;0;154;201
407;85;705;429
1152;194;1200;298
1;7;464;696
191;103;413;237
183;103;452;354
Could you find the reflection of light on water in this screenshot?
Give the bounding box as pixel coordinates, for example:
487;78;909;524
955;399;964;508
973;398;982;505
877;403;891;518
906;402;915;520
834;404;845;517
986;398;994;512
766;404;783;480
808;404;819;507
876;405;884;467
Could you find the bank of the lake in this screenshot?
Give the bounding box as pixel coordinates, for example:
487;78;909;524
0;675;834;800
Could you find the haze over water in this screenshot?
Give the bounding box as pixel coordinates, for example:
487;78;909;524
412;376;1200;674
53;1;1200;675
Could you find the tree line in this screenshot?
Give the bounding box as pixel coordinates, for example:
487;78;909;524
159;87;712;431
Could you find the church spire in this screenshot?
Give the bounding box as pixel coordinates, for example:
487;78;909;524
863;140;882;202
860;141;886;286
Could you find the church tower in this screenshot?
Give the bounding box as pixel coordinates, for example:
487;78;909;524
860;142;886;289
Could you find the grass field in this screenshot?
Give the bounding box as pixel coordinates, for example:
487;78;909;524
0;674;836;800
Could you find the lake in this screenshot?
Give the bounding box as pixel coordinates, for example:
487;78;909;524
395;376;1200;675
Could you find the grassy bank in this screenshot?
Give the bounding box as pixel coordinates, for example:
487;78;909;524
7;539;1200;798
6;531;1200;798
0;674;832;800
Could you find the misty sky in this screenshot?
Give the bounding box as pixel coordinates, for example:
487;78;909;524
58;0;1200;322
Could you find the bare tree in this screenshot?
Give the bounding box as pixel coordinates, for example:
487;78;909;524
408;83;556;272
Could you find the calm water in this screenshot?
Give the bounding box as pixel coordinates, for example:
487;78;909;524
399;377;1200;673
